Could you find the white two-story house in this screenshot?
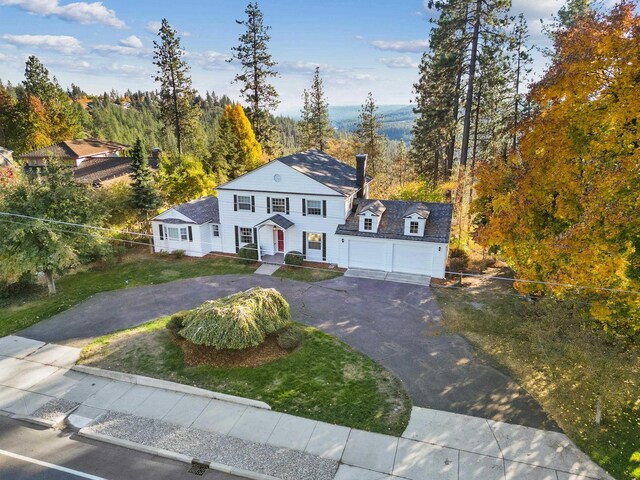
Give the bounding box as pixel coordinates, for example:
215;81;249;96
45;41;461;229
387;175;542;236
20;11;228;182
152;150;453;278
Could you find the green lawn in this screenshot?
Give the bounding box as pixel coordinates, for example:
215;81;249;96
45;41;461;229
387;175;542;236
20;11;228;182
0;253;257;338
434;287;640;480
79;317;411;435
272;265;343;282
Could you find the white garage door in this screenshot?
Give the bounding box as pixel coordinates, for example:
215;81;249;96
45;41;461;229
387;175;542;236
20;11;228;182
348;240;386;270
392;243;434;276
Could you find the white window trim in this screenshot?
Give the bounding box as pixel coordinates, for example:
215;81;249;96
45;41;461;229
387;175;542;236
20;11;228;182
307;199;322;216
307;232;322;251
240;227;253;244
409;221;419;234
363;218;373;231
211;224;220;237
180;227;188;241
272;197;286;213
167;227;179;241
238;195;252;211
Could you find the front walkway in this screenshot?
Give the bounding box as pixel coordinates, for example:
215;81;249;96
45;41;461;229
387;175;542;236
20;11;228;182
0;336;612;480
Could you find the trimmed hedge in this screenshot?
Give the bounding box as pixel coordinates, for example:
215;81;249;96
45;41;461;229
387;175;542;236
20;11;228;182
179;287;292;350
284;251;304;266
239;243;258;261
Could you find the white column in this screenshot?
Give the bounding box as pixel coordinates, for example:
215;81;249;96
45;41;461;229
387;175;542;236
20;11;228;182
257;225;262;262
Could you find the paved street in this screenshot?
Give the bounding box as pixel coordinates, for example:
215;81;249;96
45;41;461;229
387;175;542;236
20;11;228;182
0;416;242;480
20;273;556;429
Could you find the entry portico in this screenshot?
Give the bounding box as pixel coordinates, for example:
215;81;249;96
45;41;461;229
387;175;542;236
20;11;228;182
254;214;294;261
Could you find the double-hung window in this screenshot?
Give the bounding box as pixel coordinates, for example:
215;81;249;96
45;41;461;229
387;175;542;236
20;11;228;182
167;227;179;241
211;224;220;237
180;227;188;241
409;221;419;234
237;195;252;211
364;218;373;231
307;233;322;251
307;200;322;216
240;227;253;244
272;197;286;213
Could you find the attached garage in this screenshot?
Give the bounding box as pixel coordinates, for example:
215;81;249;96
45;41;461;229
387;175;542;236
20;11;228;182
348;240;386;270
392;243;434;276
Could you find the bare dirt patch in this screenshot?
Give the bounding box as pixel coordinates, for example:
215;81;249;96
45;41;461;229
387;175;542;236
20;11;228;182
173;334;291;368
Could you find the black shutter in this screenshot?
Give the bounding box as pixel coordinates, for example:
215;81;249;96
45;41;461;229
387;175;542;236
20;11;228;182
302;231;307;258
322;233;327;261
285;198;290;215
322;200;327;218
159;224;164;240
234;226;239;253
188;226;193;242
266;197;271;214
302;199;306;216
233;195;238;211
251;196;255;212
253;228;258;244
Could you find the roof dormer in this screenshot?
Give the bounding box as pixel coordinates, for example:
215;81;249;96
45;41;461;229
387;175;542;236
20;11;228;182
403;204;430;237
357;200;386;233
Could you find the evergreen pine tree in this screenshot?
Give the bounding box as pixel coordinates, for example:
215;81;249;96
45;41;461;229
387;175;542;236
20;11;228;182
129;138;162;216
354;92;384;176
300;67;332;151
231;2;281;158
153;19;201;156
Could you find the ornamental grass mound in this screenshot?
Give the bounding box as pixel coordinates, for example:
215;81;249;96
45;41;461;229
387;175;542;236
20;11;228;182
178;287;292;350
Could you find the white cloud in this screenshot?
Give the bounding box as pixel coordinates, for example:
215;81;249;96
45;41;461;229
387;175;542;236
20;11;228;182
189;50;232;70
104;63;146;76
379;55;420;69
0;0;126;28
119;35;143;49
279;60;374;85
1;34;83;54
370;39;429;53
145;20;162;34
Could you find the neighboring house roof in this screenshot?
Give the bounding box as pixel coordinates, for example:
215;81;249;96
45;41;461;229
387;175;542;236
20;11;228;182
403;203;431;219
0;147;13;166
357;199;386;216
72;157;158;185
336;199;453;243
157;195;220;224
21;138;129;160
277;150;373;196
256;214;294;230
158;218;196;225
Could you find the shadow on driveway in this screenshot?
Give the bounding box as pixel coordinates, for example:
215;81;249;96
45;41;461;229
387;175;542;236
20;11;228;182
19;274;559;431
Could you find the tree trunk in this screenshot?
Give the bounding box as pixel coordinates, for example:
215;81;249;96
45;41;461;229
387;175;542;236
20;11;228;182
460;0;482;169
44;270;56;295
513;32;522;151
466;78;483;243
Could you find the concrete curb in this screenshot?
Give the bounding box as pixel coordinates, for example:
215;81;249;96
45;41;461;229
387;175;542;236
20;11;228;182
72;365;271;410
9;414;55;428
78;429;281;480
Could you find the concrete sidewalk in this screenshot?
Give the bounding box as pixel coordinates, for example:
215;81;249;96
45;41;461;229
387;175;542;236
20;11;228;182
0;336;613;480
344;268;431;286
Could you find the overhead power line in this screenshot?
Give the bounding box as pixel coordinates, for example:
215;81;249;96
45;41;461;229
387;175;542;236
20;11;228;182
1;210;639;296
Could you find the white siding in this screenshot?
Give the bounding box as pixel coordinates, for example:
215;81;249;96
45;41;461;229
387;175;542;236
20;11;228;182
152;221;205;257
218;189;346;263
403;213;427;236
217;161;342;196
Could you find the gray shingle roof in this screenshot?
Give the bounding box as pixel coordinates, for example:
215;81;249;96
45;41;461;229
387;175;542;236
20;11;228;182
403;203;431;219
357;200;386;216
156;195;219;224
72;157;158;185
336;199;453;243
21;138;128;160
278;149;372;196
256;214;294;229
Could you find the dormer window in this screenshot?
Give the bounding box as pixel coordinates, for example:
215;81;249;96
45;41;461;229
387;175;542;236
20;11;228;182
409;221;419;234
364;218;373;231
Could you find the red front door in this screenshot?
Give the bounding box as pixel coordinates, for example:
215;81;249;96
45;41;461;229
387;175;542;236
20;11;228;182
277;229;285;252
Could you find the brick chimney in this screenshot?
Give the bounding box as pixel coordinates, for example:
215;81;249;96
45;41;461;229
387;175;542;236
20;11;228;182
356;153;368;199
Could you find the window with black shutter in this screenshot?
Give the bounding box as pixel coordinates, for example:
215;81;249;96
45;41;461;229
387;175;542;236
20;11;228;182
159;224;164;240
322;200;327;218
322;233;327;261
302;199;306;216
302;231;307;257
233;194;238;211
285;198;290;215
234;226;239;252
266;197;271;214
188;226;193;242
251;196;255;212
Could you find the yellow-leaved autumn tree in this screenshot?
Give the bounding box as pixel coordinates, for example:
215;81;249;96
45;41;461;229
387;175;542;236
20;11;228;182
473;2;640;337
212;103;263;180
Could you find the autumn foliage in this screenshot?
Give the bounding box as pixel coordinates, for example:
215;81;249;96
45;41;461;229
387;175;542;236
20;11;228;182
473;2;640;337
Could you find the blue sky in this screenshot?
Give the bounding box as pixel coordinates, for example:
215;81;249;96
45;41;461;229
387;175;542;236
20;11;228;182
0;0;570;111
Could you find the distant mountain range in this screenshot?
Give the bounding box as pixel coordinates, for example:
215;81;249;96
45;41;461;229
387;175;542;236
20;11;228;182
280;105;416;142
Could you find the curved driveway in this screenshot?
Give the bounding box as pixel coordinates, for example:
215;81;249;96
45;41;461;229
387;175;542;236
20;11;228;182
19;274;558;430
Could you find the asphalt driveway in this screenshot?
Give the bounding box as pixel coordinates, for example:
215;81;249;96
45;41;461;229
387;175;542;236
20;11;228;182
19;274;558;430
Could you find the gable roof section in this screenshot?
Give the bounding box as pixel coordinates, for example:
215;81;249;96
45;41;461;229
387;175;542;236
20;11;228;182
169;195;220;224
336;199;453;243
277;150;372;196
21;138;129;160
256;214;294;229
357;200;386;216
403;203;431;219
